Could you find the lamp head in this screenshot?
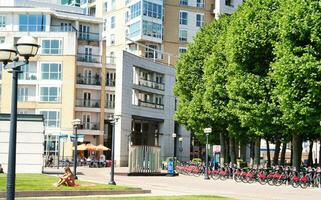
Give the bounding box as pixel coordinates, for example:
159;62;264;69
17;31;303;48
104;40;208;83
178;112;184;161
178;137;183;142
0;43;17;65
72;119;81;126
15;36;40;60
172;133;177;138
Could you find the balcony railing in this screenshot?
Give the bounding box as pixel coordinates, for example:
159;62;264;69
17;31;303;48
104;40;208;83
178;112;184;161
79;122;99;130
76;99;100;108
18;72;37;80
106;56;116;65
105;101;115;109
77;74;101;85
138;100;164;110
50;25;77;32
78;32;100;41
106;79;115;87
18;96;36;102
138;78;164;90
77;54;101;63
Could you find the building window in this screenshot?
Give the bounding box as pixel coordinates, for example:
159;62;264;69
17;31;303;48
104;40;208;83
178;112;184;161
145;44;160;59
0;16;6;28
111;16;115;29
130;2;141;19
41;63;62;80
41;39;62;55
196;14;204;27
0;37;5;43
179;29;188;42
18;87;29;102
40;110;60;128
142;20;162;39
129;21;141;38
110;34;115;45
40;87;60;102
179;11;188;25
103;19;107;31
111;0;116;10
109;51;115;64
180;0;188;6
179;47;187;55
225;0;232;6
197;0;204;8
143;1;162;19
19;14;46;32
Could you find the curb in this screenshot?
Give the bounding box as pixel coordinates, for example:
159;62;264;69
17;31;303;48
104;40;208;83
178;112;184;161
0;189;151;198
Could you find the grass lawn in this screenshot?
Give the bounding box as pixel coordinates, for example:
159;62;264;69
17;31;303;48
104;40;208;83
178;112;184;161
0;174;133;191
41;196;233;200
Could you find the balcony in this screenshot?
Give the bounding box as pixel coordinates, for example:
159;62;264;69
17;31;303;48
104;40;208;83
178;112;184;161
77;74;101;86
77;54;101;63
50;25;77;32
18;72;37;81
105;101;115;109
79;122;99;130
78;32;100;41
76;99;100;108
138;100;164;110
106;79;115;87
138;78;164;90
18;96;36;102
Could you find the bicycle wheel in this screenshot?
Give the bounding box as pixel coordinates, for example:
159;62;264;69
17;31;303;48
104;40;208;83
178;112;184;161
291;180;299;188
247;176;256;184
258;177;267;185
220;174;228;181
234;174;242;182
300;181;309;189
211;172;220;180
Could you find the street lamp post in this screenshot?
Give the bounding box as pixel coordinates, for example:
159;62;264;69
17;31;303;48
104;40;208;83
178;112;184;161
0;36;40;200
108;115;120;185
204;128;212;180
178;137;183;162
172;133;177;158
72;119;81;179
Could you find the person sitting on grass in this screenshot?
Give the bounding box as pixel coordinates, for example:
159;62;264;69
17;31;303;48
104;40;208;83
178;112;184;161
56;167;77;187
0;164;3;173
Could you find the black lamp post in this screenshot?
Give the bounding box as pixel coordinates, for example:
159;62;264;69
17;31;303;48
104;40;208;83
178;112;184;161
72;119;81;179
178;137;183;162
204;128;212;180
108;115;120;185
0;36;40;200
172;133;177;157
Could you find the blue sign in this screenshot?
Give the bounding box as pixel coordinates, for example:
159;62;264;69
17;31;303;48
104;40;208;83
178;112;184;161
167;161;174;174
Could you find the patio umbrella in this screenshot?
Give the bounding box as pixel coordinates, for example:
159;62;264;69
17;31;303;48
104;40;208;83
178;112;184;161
72;143;87;151
96;144;110;151
86;143;97;151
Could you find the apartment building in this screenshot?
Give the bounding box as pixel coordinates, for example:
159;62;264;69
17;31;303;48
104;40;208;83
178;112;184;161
0;1;110;159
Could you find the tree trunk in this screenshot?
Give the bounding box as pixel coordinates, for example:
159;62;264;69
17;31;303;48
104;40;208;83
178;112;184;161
250;140;255;168
235;140;239;159
273;141;281;166
292;134;302;171
229;136;236;164
254;138;261;167
219;132;226;166
280;141;287;166
225;134;230;163
319;138;321;167
290;143;293;166
240;142;247;162
308;140;313;167
266;139;271;168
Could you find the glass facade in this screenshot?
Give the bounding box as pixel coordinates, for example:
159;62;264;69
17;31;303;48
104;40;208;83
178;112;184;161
19;15;46;32
40;110;60;128
196;14;204;27
179;11;188;25
41;63;62;80
0;16;6;28
143;1;162;19
179;29;187;42
129;21;141;37
130;2;141;19
142;20;162;39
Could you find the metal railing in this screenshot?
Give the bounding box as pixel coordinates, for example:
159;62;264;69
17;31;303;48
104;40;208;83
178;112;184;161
18;96;36;102
78;32;100;41
79;122;99;130
77;74;101;85
77;53;101;63
106;79;116;87
76;99;100;108
125;37;178;66
105;101;115;109
50;25;77;32
138;100;164;110
138;78;164;90
18;72;37;80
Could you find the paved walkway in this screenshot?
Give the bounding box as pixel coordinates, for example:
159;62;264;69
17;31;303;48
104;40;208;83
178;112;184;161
74;167;321;200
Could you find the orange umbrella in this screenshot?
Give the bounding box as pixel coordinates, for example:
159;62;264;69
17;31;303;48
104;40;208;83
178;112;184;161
96;144;110;151
72;143;87;151
86;143;97;151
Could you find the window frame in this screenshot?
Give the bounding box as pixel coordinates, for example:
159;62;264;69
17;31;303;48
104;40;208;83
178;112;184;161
179;11;188;25
39;86;61;103
41;38;63;55
40;62;62;80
